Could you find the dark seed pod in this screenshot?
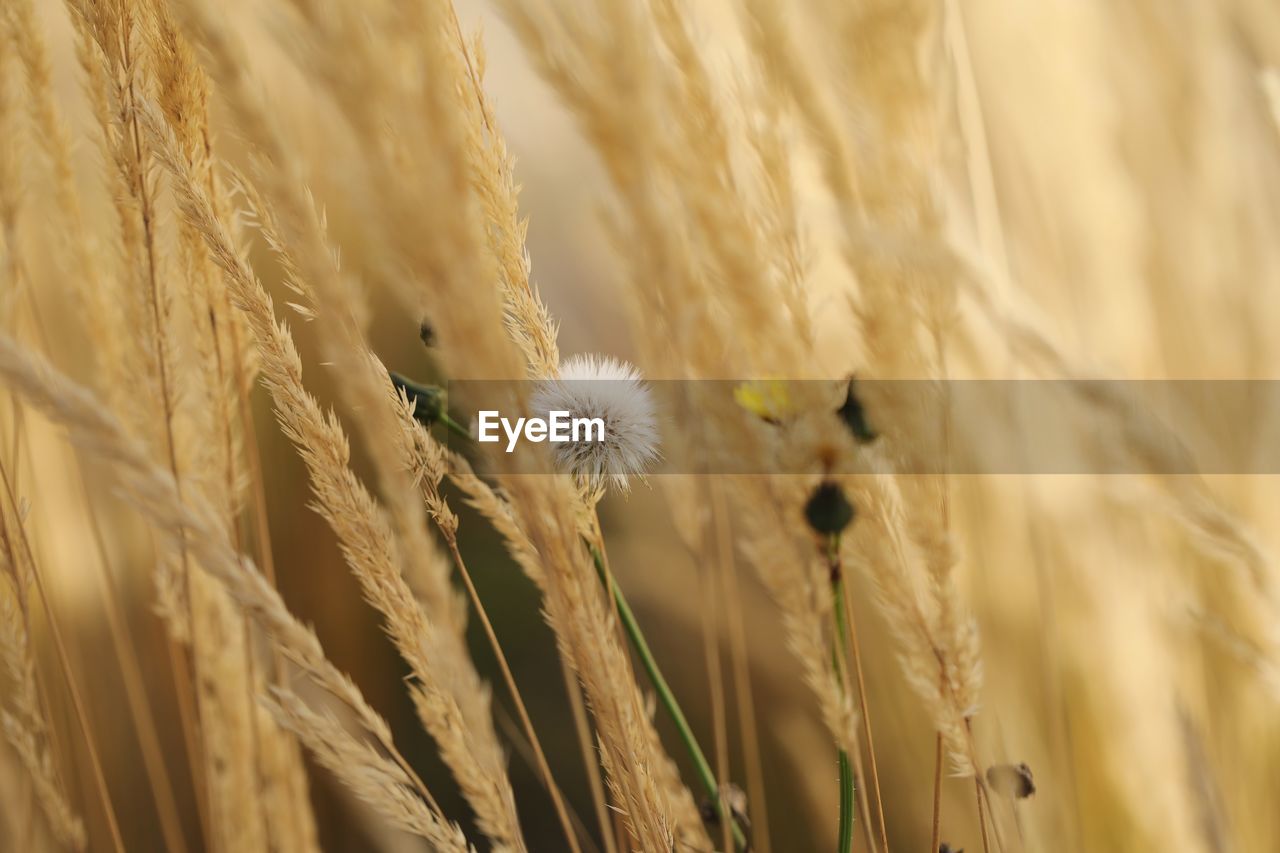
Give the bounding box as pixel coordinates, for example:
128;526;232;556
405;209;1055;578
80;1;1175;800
389;371;447;426
419;320;436;348
836;379;877;443
986;762;1036;799
804;481;855;536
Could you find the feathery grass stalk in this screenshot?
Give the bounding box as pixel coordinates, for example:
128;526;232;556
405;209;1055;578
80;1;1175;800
587;544;748;851
0;333;462;845
17;281;192;853
559;654;618;853
441;538;583;853
112;21;214;841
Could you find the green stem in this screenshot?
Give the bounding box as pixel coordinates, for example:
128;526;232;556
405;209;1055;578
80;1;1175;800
837;749;854;853
388;371;471;440
829;536;854;853
589;545;748;851
437;410;472;441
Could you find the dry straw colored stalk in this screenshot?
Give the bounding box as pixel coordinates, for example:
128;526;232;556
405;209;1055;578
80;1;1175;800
139;99;529;851
0;333;468;851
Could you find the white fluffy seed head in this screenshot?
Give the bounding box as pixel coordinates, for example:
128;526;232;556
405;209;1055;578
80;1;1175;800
530;354;661;491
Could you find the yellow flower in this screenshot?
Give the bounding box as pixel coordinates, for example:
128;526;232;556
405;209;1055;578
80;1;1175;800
733;380;793;423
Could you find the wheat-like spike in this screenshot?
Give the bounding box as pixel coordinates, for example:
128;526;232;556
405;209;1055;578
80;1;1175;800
740;0;990;782
144;7;283;849
846;463;981;777
733;479;861;757
500;476;680;851
0;331;465;845
448;458;545;589
63;0;200;659
3;0;128;398
232;171;471;633
448;22;561;379
264;690;472;852
139;99;527;850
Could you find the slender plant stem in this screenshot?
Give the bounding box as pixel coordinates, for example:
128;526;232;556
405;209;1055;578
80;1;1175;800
0;460;125;853
828;539;855;853
559;654;618;853
710;482;772;852
123;55;213;847
438;411;472;439
491;706;602;853
964;719;995;853
931;732;943;853
836;568;889;853
837;749;854;853
23;277;191;853
698;485;733;853
973;774;992;853
587;544;748;851
849;735;876;853
445;539;583;853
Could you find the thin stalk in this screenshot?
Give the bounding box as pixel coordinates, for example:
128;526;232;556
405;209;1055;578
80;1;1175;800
587;545;747;851
0;460;125;853
77;460;191;853
388;373;473;442
697;525;732;853
836;567;889;853
440;413;471;439
24;274;190;853
829;543;855;853
559;655;618;853
491;705;601;853
836;750;854;853
965;719;995;853
974;774;991;853
122;47;213;846
930;732;943;853
444;538;582;853
848;733;876;853
710;482;771;852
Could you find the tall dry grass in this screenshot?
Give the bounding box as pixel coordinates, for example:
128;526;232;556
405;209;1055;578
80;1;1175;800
1;0;1280;851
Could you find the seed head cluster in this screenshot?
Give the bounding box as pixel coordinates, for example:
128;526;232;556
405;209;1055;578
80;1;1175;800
530;354;661;490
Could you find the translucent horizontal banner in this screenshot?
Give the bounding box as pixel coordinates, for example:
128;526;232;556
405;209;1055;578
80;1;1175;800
403;379;1280;476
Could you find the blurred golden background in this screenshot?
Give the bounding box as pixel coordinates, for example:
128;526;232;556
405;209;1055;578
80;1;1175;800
3;0;1280;851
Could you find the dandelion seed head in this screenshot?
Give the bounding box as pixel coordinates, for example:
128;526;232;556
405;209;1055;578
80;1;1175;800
531;354;660;491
